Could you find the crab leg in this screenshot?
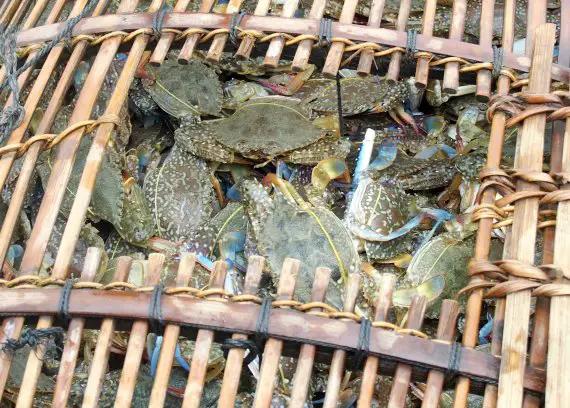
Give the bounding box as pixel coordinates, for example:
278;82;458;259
388;106;421;137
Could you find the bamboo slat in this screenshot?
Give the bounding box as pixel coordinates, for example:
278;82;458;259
206;0;244;62
262;0;300;67
291;0;327;71
322;0;359;76
496;23;556;408
148;253;196;408
385;0;412;82
355;0;386;75
79;257;132;407
150;0;194;65
181;261;228;408
442;0;467;93
475;0;494;101
414;0;437;88
177;0;216;63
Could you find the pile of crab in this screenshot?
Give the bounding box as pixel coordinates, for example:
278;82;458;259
5;43;537;406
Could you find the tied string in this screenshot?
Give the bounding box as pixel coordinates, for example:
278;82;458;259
221;338;260;366
57;279;73;322
406;29;418;57
152;3;172;38
254;297;272;353
351;318;371;371
0;0;99;144
1;327;64;355
229;12;247;45
149;283;165;334
445;341;462;385
492;45;504;79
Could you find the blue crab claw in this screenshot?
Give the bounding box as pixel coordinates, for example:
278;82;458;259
149;335;190;378
347;212;429;242
219;231;246;264
196;254;214;271
393;276;446;308
479;314;494;345
414;144;456;159
367;138;398;172
312;158;349;193
276;161;292;180
415;209;454;249
226;184;242;201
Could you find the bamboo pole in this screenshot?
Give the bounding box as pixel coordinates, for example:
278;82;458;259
356;0;387;75
234;0;271;60
414;0;437;88
357;273;397;407
322;273;360;408
385;0;412;82
176;0;216;63
525;0;546;57
51;247;104;408
113;253;165;407
181;260;228;408
543;56;570;408
253;258;300;408
421;300;460;408
482;294;505;407
148;253;196;408
387;295;428;408
262;0;300;67
217;255;265;407
322;0;359;76
78;257;132;407
496;23;556;408
442;0;467;93
291;0;327;71
205;0;244;62
475;0;494;101
453;1;516;406
0;0;21;24
149;0;193;65
289;267;331;407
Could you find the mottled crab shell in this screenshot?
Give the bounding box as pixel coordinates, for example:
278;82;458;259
143;59;223;118
308;78;408;115
346;177;420;260
115;181;155;245
143;145;215;242
242;180;360;308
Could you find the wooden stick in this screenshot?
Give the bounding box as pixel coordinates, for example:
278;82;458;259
387;295;428;408
386;0;412;82
149;0;193;65
12;14;570;81
525;0;546;57
475;0;495;101
176;0;216;63
50;247;103;408
0;0;110;265
148;253;196;408
234;0;271;60
356;0;387;76
16;0;144;277
113;253;165;407
0;0;21;24
289;267;331;407
442;0;467;93
421;300;460;408
322;0;359;76
414;0;437;88
253;258;300;408
357;273;397;407
218;255;265;407
79;257;132;408
181;261;229;408
322;273;360;408
453;1;516;405
291;0;327;71
482;297;505;407
544;52;570;408
262;0;300;67
205;0;244;63
496;23;556;408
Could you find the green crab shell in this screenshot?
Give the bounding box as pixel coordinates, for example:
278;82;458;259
308;78;408;116
143;146;215;242
177;97;326;160
243;181;360;308
143;59;223;118
115;182;155;245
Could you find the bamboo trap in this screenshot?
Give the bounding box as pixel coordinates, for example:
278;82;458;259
0;0;566;406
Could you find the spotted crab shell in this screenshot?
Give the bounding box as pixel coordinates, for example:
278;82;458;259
308;78;408;115
143;145;215;242
203;97;325;159
242;181;360;308
143;59;223;118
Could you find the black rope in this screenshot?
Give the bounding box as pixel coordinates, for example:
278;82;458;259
0;0;99;143
492;45;504;79
0;327;64;354
444;341;463;385
406;28;418;57
149;283;165;334
229;11;246;46
254;297;272;352
57;279;73;322
152;3;171;38
221;338;260;366
351;318;371;372
335;73;345;137
318;18;333;49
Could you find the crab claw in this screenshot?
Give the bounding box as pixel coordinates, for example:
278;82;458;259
391;106;422;137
